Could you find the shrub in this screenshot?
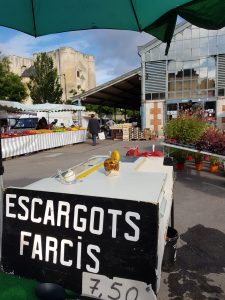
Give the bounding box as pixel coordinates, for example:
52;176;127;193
195;127;225;155
164;115;208;144
169;148;187;163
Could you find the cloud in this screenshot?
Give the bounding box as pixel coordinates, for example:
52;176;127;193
70;29;152;84
0;32;60;57
96;67;116;84
0;28;153;84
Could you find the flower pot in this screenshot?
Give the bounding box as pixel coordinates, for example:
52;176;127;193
195;162;203;171
177;162;185;171
210;164;219;173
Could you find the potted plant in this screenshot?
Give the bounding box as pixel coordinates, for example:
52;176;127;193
171;149;187;171
194;152;204;171
195;127;225;155
164;114;207;146
209;156;220;173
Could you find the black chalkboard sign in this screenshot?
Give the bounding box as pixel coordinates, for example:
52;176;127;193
2;188;158;294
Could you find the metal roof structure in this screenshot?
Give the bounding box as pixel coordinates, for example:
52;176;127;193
138;21;190;55
72;68;141;110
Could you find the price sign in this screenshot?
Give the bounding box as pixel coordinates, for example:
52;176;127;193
2;188;158;295
82;272;157;300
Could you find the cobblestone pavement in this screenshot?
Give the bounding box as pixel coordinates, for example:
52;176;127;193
2;138;225;299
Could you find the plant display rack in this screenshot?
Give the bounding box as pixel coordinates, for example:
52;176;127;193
161;142;225;160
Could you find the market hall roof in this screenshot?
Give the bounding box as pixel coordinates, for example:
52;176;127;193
72;68;141;110
138;20;190;55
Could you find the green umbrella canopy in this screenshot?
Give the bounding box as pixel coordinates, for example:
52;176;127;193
0;0;225;48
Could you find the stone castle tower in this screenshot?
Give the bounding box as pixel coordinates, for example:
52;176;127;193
8;47;96;103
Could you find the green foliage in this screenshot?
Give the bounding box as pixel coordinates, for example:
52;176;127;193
84;105;140;120
164;115;208;144
85;104;114;117
0;56;10;75
0;56;27;101
120;108;140;118
70;85;85;96
193;152;204;163
170;148;187;163
209;156;220;166
28;53;63;104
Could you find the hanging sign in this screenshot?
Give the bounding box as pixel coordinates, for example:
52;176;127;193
2;188;158;297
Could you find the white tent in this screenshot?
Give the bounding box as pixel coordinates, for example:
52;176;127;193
0;100;85;112
29;104;86;126
0;100;35;113
0;101;86;126
29;103;85;112
218;112;225;117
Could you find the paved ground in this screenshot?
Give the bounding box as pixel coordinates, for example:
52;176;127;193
2;138;225;300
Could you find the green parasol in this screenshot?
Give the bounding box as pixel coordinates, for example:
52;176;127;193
0;0;225;50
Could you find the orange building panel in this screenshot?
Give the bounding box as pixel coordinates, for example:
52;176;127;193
149;103;162;132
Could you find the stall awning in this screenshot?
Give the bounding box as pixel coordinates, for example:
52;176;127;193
0;101;85;113
72;68;141;110
0;100;33;113
29;103;86;112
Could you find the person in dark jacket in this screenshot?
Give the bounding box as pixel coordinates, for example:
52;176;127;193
87;114;100;146
36;117;48;130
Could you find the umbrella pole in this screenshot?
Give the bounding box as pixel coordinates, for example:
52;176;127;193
0;130;4;261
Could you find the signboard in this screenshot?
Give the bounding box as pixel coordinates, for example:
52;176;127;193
2;188;158;297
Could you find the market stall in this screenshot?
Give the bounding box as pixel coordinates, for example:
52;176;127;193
1;130;86;158
0;101;86;128
2;155;174;299
0;101;87;158
29;103;85;127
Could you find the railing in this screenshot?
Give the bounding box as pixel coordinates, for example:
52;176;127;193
161;142;225;160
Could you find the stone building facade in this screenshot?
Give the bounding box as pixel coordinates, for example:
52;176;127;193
8;47;96;103
7;55;33;104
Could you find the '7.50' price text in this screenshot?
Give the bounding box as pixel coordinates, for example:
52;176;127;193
82;272;157;300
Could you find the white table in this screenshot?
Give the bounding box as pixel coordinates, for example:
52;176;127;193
2;156;174;300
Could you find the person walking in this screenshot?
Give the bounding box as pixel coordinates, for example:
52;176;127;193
87;114;100;146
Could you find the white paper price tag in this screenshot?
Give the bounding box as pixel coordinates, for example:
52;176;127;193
82;272;157;300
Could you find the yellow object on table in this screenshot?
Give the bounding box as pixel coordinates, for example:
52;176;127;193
111;149;120;161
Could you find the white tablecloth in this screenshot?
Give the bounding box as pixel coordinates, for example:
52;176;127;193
2;130;86;158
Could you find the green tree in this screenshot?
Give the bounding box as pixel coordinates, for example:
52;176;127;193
69;85;85;99
85;104;114;117
120;108;140;119
28;53;63;104
0;56;10;75
0;56;27;102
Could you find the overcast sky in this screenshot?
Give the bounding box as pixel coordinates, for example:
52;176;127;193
0;26;152;85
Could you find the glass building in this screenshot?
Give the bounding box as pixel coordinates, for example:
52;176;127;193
138;21;225;135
